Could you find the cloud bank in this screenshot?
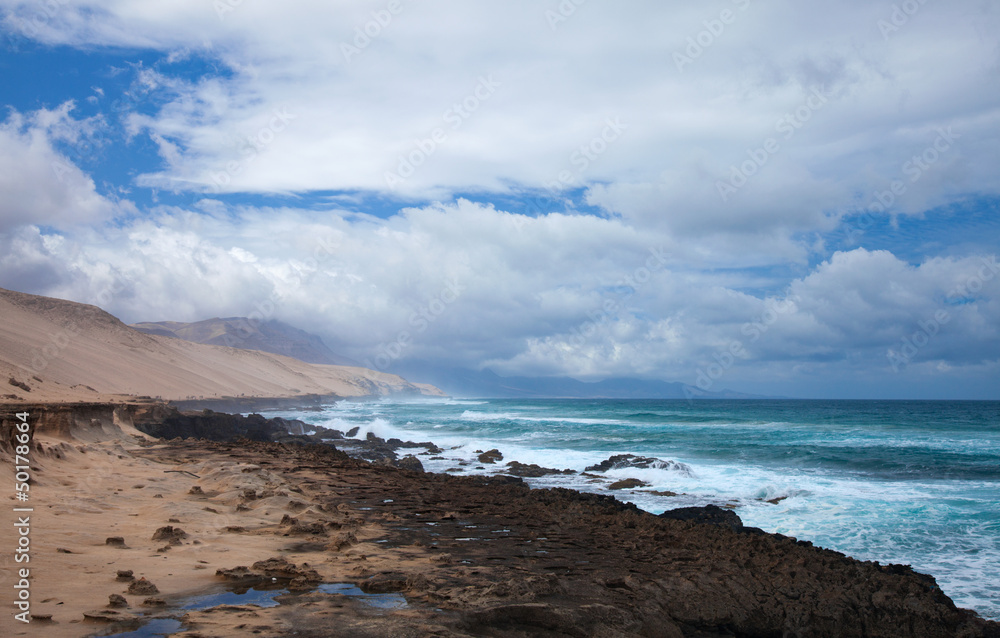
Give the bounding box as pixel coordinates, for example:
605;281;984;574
0;0;998;397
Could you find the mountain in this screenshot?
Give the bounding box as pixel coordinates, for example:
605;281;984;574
0;287;444;404
129;317;358;366
388;365;764;399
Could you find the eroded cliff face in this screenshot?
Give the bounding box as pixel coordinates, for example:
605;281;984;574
0;402;155;454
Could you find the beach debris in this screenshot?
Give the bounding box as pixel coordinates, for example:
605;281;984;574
608;478;649;490
585;454;692;476
56;547;74;554
107;594;128;608
127;578;159;595
478;449;503;464
166;470;201;478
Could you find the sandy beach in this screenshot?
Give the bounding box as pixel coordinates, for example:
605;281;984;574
2;401;998;637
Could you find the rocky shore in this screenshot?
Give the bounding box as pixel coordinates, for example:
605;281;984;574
2;403;998;637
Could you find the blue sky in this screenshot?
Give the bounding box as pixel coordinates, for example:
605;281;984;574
0;0;998;398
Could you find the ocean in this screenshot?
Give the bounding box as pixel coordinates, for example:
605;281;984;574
264;398;1000;620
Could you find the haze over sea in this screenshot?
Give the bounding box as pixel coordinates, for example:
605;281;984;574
267;398;1000;620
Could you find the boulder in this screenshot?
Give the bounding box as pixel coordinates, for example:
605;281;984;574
658;504;743;530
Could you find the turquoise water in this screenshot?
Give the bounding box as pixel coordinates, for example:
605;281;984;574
267;399;1000;620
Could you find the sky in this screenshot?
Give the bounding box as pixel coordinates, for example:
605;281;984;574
0;0;998;399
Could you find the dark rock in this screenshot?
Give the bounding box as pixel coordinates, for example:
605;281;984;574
659;504;743;530
135;408;287;442
478;449;503;464
83;609;135;622
469;603;583;634
608;478;649;490
392;455;424;472
238;556;323;586
288;521;328;536
585;454;692;476
151;526;187;542
105;537;126;547
142;597;166;607
505;461;575;477
346;426;360;437
107;594;128;608
116;570;135;582
215;566;255;581
327;531;357;552
359;574;410;594
127;578;159;595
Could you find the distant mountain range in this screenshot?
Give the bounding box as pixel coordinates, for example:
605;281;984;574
389;365;765;400
130;318;359;367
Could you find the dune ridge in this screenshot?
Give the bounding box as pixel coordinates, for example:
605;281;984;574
0;287;444;404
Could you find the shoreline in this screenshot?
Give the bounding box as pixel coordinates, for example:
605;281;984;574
2;400;998;637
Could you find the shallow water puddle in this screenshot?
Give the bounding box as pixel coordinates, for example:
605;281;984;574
317;583;408;610
181;585;287;610
96;582;407;637
91;617;184;638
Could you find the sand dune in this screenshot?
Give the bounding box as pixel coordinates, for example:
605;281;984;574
0;287;444;403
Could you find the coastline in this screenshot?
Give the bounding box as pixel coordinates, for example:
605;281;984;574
2;400;998;637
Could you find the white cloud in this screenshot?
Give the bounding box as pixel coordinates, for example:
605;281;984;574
0;103;120;231
3;0;997;231
1;1;998;397
1;200;996;397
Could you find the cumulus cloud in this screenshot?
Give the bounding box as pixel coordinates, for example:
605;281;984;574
0;103;120;231
1;1;998;397
2;200;996;398
3;1;998;222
